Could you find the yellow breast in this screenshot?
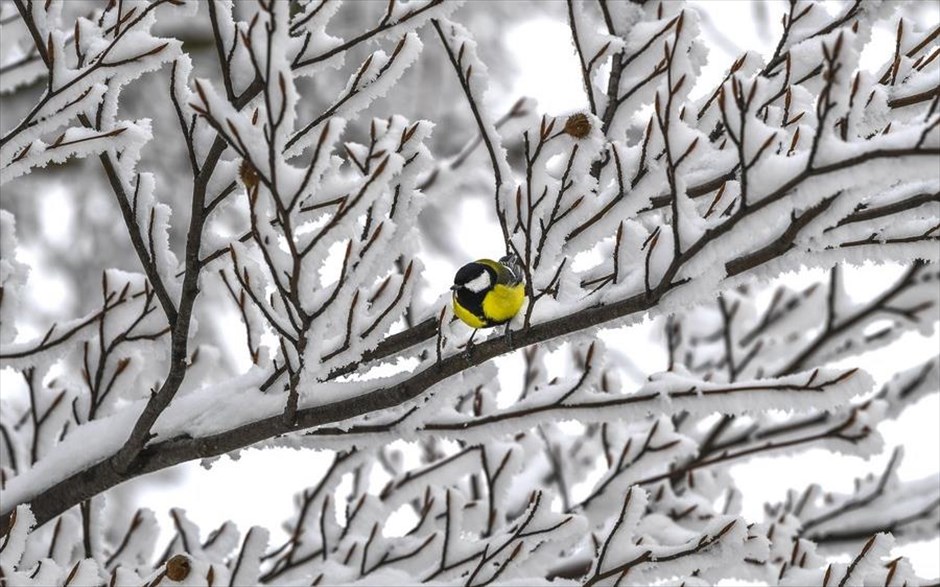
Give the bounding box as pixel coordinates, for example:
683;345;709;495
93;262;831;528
481;283;525;324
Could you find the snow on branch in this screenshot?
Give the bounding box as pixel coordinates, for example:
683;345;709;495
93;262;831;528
0;0;937;585
774;448;940;549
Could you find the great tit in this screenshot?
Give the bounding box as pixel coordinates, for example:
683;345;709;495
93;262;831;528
451;254;525;329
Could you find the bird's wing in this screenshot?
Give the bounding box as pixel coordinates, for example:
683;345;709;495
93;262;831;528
478;257;522;286
498;254;524;285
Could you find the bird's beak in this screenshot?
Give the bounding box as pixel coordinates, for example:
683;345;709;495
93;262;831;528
450;284;460;291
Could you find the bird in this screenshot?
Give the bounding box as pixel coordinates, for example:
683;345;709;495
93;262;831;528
451;254;525;334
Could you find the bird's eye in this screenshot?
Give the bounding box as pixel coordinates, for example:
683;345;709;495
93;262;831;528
454;264;481;287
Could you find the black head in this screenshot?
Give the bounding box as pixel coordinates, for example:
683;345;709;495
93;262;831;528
451;262;494;293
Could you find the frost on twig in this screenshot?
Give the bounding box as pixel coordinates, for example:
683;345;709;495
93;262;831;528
0;0;937;585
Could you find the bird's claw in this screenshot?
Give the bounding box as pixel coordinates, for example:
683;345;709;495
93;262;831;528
463;329;478;362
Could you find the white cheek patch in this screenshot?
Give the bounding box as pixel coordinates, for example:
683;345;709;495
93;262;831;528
465;272;492;293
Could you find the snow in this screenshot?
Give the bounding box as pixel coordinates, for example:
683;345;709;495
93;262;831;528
879;357;940;418
0;0;938;584
1;118;150;185
287;34;424;159
288;0;348;79
0;505;35;568
0;1;181;182
435;18;513;187
229;526;269;586
0;211;28;345
779;533;896;587
0;402;143;510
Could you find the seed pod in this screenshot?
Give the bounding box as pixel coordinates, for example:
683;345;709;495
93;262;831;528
564;113;591;138
239;159;259;191
166;554;191;581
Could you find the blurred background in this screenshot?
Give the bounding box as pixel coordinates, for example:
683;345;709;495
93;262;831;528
1;0;937;581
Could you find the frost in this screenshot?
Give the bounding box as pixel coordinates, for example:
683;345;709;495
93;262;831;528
0;505;35;568
0;211;28;345
286;33;425;158
0;0;937;585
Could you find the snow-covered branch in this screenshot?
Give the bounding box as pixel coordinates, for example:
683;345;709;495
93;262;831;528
1;1;937;585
